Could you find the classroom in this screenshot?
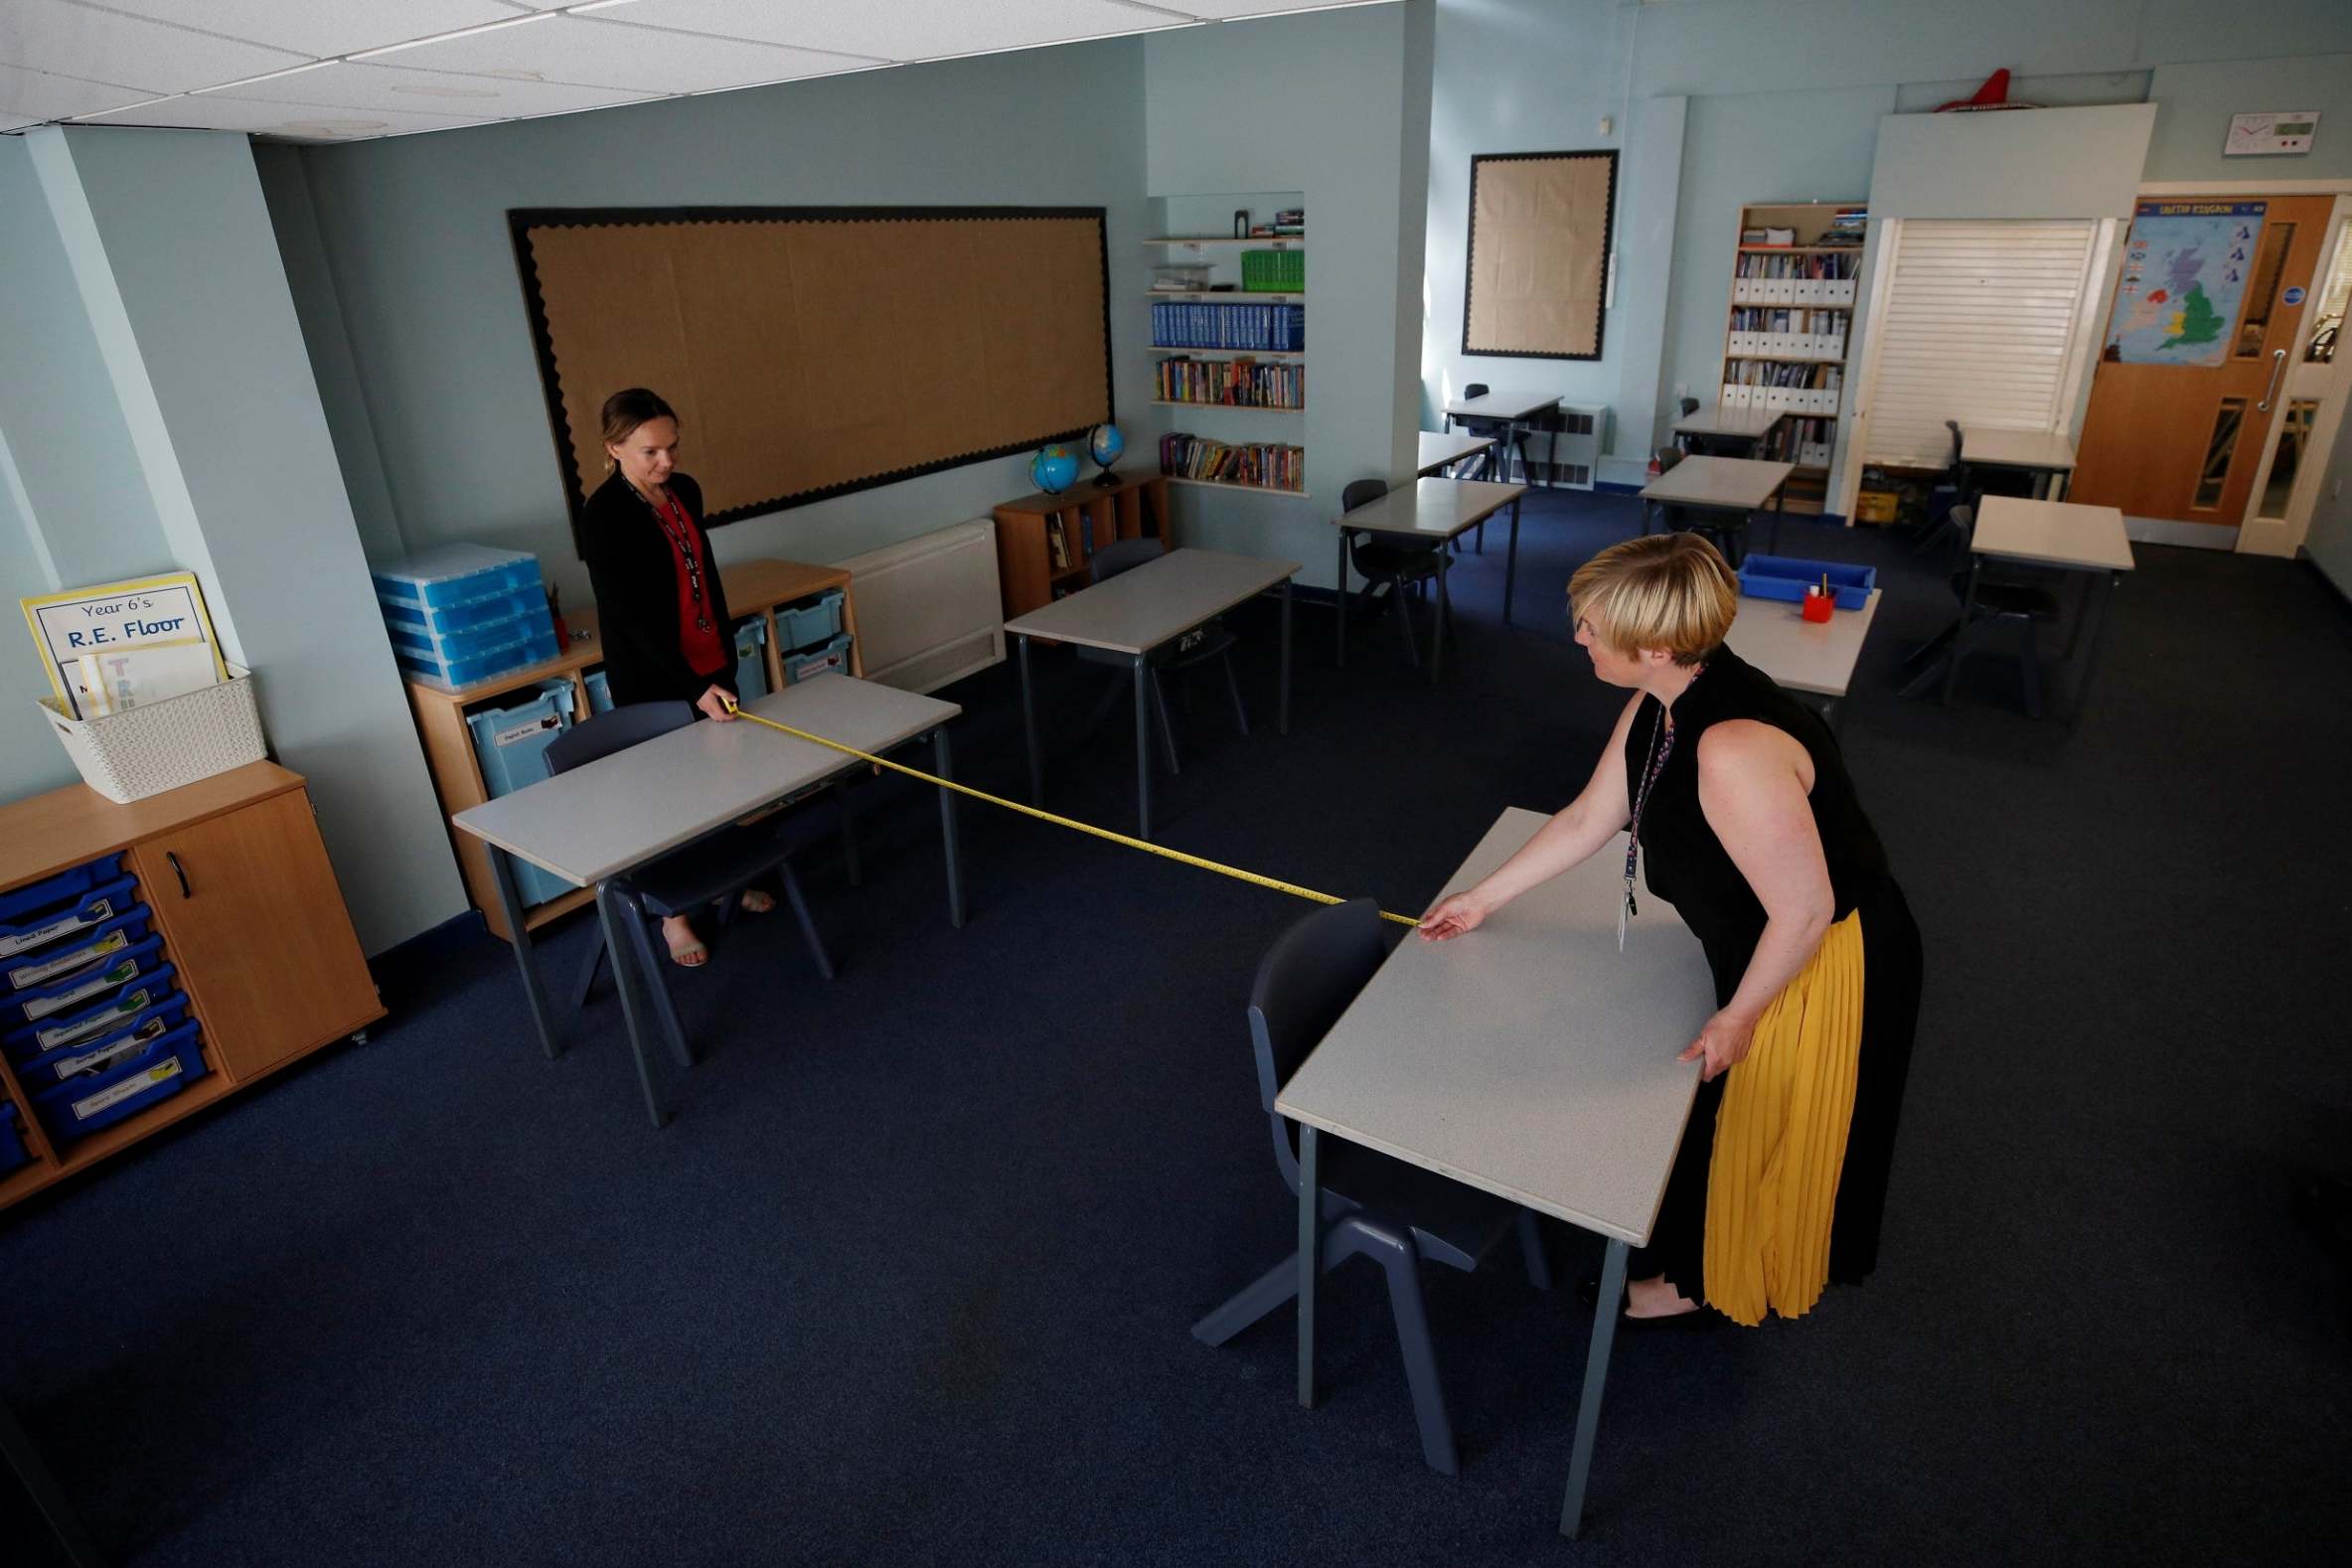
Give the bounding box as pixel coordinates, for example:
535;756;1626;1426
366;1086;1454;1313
2;1;2348;1561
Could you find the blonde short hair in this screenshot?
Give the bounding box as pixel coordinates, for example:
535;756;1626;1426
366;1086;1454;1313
1568;533;1737;666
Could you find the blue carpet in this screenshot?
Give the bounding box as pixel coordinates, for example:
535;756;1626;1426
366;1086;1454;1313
4;490;2348;1565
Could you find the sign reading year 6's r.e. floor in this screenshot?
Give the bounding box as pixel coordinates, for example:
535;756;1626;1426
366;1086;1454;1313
20;571;225;710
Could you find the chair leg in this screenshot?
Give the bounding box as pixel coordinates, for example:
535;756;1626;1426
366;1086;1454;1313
837;784;862;888
1220;649;1250;737
2017;617;2043;720
778;862;836;981
570;928;607;1016
1517;1209;1554;1292
1149;669;1181;775
622;898;696;1070
1190;1252;1306;1346
1393;579;1421;669
1902;619;1961;670
1348;1221;1458;1475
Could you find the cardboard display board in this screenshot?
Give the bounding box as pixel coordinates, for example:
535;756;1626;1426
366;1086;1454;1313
1462;151;1617;361
512;208;1113;544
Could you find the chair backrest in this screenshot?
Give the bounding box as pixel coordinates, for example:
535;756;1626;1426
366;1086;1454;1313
1463;382;1490;400
1246;897;1388;1193
1340;478;1389;514
1652;446;1684;473
1089;537;1162;584
545;700;696;776
1679;395;1700;416
1946;503;1974;547
1946;418;1964;471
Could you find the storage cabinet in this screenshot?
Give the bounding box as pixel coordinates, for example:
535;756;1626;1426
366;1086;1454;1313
991;471;1172;622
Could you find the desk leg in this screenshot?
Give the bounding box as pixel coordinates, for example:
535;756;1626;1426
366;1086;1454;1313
1773;484;1786;555
1432;557;1451;683
1641;498;1654;538
1133;655;1153;842
1940;558;1983;707
1334;528;1349;670
1018;633;1042;806
1559;1237;1629;1538
594;879;669;1130
2067;569;2119;732
490;846;559;1061
1278;577;1293;736
932;727;965;927
1297;1123;1319;1408
1503;495;1523;626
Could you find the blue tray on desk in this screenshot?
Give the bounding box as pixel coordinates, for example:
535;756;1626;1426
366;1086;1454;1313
1738;555;1874;611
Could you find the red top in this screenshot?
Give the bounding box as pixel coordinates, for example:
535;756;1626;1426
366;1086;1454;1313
655;492;728;681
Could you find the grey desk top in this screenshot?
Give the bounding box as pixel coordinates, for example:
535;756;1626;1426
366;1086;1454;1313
1973;496;2135;572
1001;548;1299;656
1960;426;2077;471
1418;429;1496;475
1723;587;1882;699
1640;455;1798;510
1276;809;1711;1244
1333;477;1527;540
1444;390;1561;422
1672;405;1789;440
451;676;959;887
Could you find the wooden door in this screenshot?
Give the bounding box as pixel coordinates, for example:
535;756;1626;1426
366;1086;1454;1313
2072;196;2334;529
132;791;379;1082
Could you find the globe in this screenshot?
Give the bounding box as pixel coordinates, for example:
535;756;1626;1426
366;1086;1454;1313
1031;443;1078;495
1087;422;1126;474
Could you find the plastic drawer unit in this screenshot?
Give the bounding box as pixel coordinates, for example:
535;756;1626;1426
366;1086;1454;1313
775;588;846;653
783;633;853;686
585;668;614;715
373;543;543;615
733;617;771;704
0;867;135;961
2;937;166;1032
0;1103;26;1174
33;1022;208;1146
464;681;583;906
4;906;152;996
12;992;191;1089
4;963;180;1064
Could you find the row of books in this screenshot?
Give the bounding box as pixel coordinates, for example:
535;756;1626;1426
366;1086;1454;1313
1727;310;1847;362
1155;357;1305;408
1737;250;1861;280
1720;362;1843;417
1732;252;1858;307
1151;302;1306;353
1761;416;1837;470
1159;433;1305;493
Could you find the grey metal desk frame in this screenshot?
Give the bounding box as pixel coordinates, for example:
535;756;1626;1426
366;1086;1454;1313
1333;477;1529;673
1003;548;1299;843
1639;455;1796;560
1671;405;1789;460
1276;811;1710;1537
453;677;966;1127
1444;391;1561;489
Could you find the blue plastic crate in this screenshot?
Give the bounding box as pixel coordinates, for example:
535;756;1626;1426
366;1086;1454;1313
776;589;846;653
372;544;544;613
387;604;556;666
2;937;164;1032
393;623;559;691
0;872;136;962
733;617;770;704
584;668;614;714
783;632;853;686
0;854;122;927
380;584;547;640
14;992;189;1089
5;964;178;1063
0;1103;26;1175
34;1020;207;1146
5;906;151;995
1738;555;1876;612
465;682;580;906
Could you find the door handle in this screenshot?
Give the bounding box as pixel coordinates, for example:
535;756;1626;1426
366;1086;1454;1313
2258;348;2287;412
167;851;190;898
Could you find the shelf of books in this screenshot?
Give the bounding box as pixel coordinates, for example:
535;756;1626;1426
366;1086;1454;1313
1160;435;1307;497
1718;201;1865;514
1153;355;1304;412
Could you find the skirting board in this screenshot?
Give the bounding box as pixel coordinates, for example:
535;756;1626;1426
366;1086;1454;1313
2126;517;2237;550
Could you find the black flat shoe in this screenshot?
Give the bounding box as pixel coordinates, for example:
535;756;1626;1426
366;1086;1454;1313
1574;1275;1716;1330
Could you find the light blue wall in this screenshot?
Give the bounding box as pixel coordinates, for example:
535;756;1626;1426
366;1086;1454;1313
284;39;1156;612
2306;422;2352;594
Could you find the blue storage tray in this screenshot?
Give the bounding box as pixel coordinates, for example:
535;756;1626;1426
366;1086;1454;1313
2;937;164;1030
393;625;559;691
15;992;189;1087
34;1021;207;1146
0;854;122;926
373;544;544;612
776;589;846;653
1738;554;1876;611
387;604;555;664
0;872;137;961
783;632;852;686
5;906;151;994
733;617;770;704
380;585;546;639
5;964;179;1062
585;668;614;714
0;1103;26;1175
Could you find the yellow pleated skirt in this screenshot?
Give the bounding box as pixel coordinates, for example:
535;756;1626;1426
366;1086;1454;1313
1702;910;1866;1327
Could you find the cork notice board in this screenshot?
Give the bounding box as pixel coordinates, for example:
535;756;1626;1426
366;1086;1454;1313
1463;151;1617;361
511;207;1113;543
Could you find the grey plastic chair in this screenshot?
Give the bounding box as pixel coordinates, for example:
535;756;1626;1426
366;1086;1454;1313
1191;897;1553;1476
547;701;841;1068
1339;478;1449;671
1899;503;2063;716
1070;537;1247;776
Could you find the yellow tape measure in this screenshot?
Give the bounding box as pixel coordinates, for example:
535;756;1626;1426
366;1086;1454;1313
722;699;1419;928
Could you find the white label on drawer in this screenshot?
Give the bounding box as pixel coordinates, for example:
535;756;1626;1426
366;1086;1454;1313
9;928;127;992
35;985;156;1050
0;897;113;961
71;1055;182;1122
495;717;555;746
50;1019;161;1081
21;955;140;1020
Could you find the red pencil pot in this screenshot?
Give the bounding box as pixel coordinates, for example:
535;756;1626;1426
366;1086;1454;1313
1801;588;1834;623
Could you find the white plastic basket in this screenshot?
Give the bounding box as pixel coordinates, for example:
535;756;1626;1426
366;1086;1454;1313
38;664;267;804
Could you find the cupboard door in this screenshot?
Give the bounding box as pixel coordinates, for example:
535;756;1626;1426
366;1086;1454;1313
131;790;379;1082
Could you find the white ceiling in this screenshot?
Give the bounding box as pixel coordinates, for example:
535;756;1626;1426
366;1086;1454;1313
0;0;1390;143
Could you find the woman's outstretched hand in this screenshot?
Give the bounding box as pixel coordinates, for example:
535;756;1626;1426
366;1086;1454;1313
1418;891;1489;942
1679;1009;1758;1083
699;685;737;722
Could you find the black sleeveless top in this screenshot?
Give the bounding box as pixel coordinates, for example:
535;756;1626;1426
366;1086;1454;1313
1623;647;1894;1004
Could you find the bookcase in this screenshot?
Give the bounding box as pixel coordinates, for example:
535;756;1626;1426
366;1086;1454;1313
1146;194;1309;498
991;470;1173;622
1717;202;1865;514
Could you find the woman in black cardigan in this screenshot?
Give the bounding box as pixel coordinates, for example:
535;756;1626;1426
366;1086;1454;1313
578;387;770;966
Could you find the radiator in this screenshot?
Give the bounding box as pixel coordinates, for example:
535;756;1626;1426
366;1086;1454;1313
836;518;1005;695
1541;403;1605;491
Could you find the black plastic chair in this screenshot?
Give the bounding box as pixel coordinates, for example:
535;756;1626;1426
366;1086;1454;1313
1072;537;1247;775
1900;503;2063;716
547;701;840;1068
1338;477;1449;671
1191;898;1552;1476
1915;419;2031;560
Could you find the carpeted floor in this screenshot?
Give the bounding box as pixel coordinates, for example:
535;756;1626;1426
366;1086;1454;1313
4;488;2348;1566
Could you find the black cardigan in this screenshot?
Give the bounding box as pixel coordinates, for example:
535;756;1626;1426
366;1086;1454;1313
577;469;738;708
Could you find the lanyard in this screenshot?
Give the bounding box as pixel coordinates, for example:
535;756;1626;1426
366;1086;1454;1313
1620;664;1702;948
642;488;714;634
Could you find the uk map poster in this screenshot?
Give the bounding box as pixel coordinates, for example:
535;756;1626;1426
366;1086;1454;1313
2104;201;2265;367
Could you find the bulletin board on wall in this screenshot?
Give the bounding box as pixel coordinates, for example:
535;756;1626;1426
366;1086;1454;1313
510;207;1114;548
1462;151;1617;361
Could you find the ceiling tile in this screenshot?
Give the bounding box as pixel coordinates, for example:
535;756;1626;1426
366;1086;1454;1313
77;91;496;140
613;0;1183;64
1;62;159;121
216;59;658;117
381;13;862;94
73;1;526;61
0;0;308;94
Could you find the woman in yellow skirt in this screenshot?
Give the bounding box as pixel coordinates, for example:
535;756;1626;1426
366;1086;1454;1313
1420;533;1922;1326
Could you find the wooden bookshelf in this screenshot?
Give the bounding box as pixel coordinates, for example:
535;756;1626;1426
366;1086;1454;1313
1145;236;1305;247
1150;400;1304;413
1169;476;1311;500
990;470;1173;622
1146;290;1304;303
1716;201;1867;515
1151;348;1306;361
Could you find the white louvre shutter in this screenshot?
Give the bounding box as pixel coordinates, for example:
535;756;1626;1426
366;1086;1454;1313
1861;221;2100;466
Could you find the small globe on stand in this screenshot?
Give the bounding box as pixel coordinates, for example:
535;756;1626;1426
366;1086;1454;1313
1087;422;1126;486
1031;443;1078;495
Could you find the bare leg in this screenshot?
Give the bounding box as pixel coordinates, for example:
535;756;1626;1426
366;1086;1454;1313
1624;1273;1700;1319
